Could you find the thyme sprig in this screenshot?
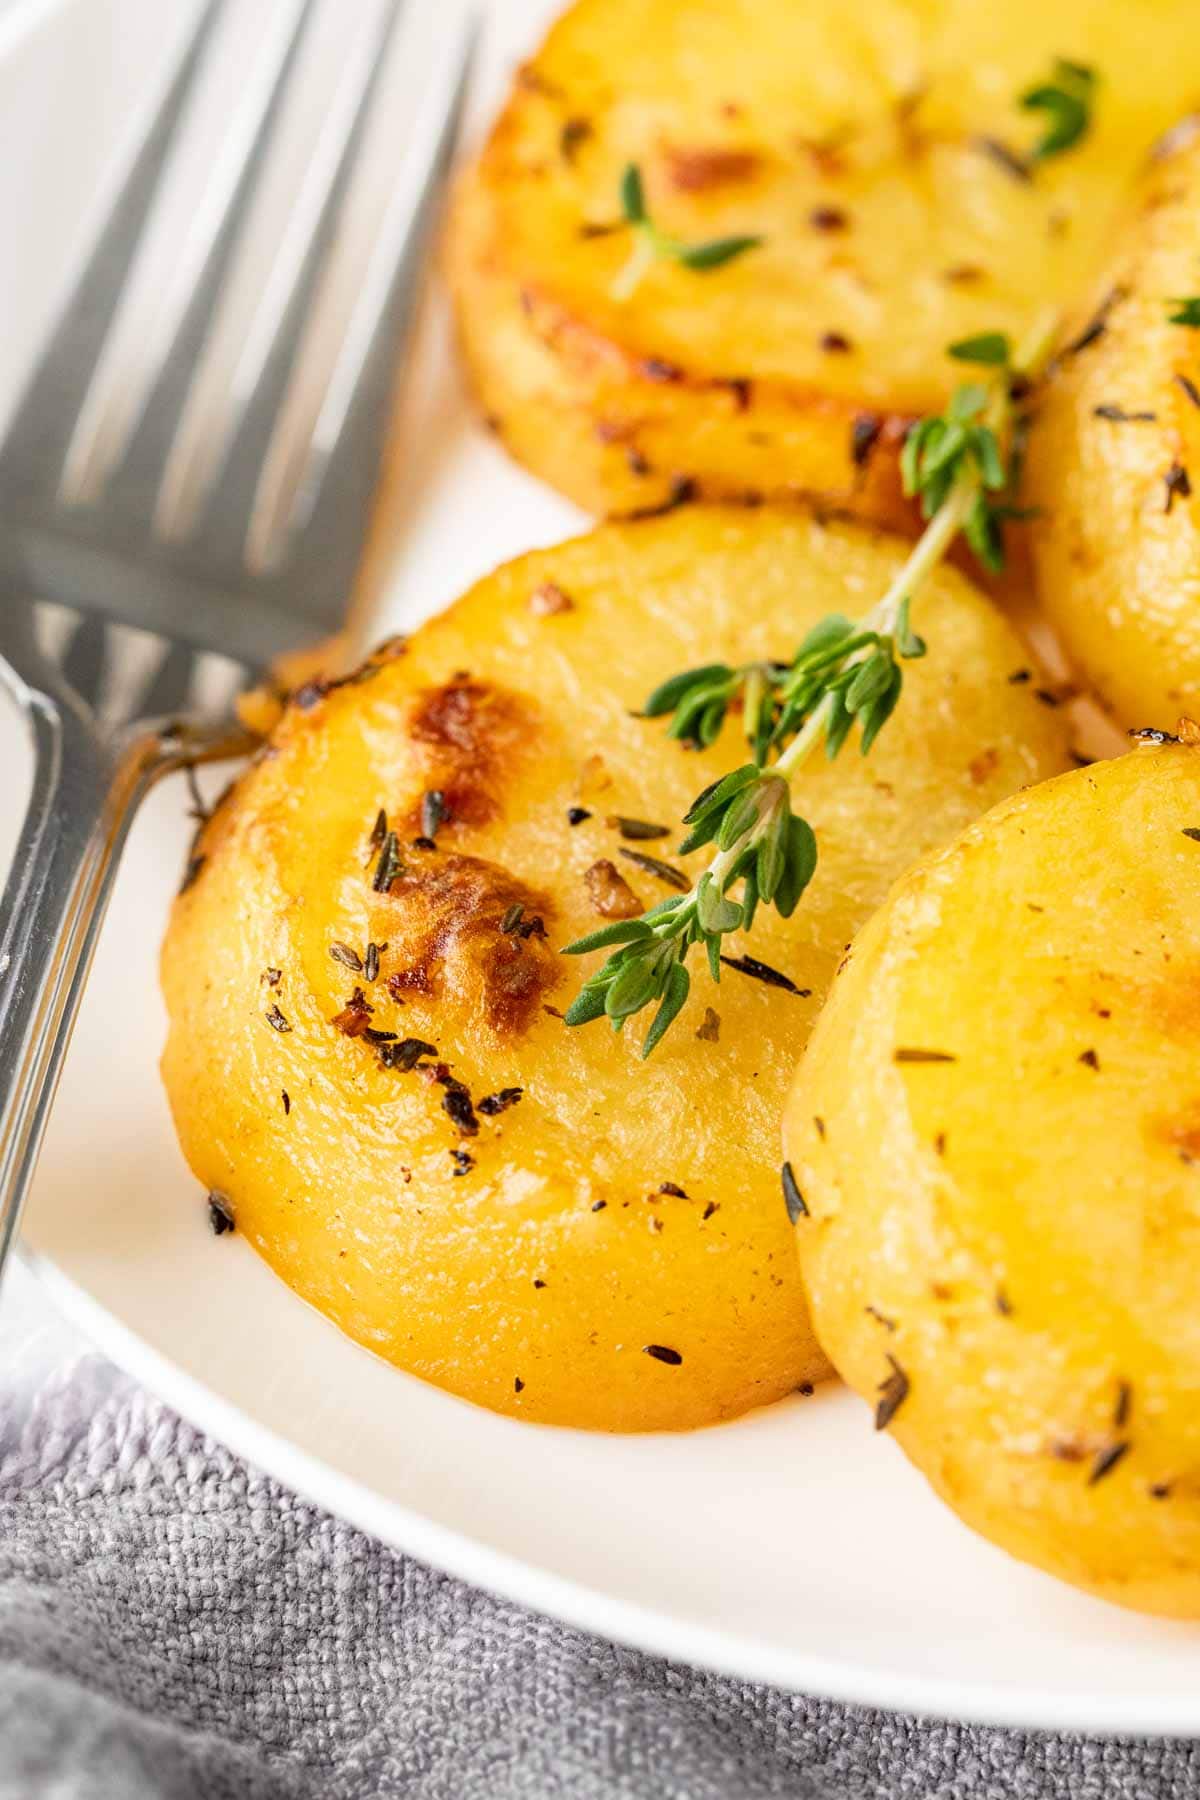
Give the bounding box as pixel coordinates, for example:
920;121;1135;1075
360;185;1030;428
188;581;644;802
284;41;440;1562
611;163;761;301
564;314;1058;1055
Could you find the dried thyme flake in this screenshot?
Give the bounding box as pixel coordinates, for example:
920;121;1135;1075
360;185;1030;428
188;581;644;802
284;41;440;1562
207;1192;235;1236
874;1355;910;1431
329;941;363;972
371;830;403;893
617;847;689;890
478;1087;524;1117
781;1160;808;1223
1164;460;1193;513
893;1046;957;1063
643;1344;683;1366
972;135;1034;184
1088;1440;1130;1486
607;815;670;840
264;1004;292;1033
421;790;449;838
441;1082;479;1137
696;1006;721;1043
719;954;809;995
379;1037;438;1072
850;412;883;467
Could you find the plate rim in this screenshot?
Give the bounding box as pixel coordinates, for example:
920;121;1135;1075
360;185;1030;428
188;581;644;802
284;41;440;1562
23;1245;1198;1739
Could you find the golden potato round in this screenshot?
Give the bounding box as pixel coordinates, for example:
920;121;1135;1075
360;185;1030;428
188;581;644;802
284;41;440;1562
1027;135;1200;729
162;506;1069;1431
786;743;1200;1614
449;0;1200;524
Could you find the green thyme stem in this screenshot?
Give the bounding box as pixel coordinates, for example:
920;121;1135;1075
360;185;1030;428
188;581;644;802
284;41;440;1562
611;229;659;302
564;308;1061;1054
770;306;1057;788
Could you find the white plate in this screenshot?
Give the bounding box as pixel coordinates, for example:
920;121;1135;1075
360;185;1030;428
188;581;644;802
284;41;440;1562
8;0;1200;1739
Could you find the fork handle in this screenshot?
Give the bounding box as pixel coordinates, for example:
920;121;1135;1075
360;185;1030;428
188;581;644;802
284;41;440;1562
0;686;208;1280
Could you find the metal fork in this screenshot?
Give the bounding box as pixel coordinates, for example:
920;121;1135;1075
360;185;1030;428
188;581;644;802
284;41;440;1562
0;0;476;1278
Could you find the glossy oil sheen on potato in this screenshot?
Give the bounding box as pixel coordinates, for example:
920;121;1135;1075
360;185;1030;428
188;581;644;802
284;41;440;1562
449;0;1200;525
786;745;1200;1613
1026;135;1200;729
161;507;1069;1431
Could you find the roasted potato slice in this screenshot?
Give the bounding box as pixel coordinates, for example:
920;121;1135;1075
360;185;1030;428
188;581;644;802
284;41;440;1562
786;742;1200;1614
1027;134;1200;729
162;507;1069;1431
449;0;1200;524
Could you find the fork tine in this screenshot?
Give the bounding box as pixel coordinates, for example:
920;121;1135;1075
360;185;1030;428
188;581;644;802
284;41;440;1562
244;9;479;585
60;0;321;512
155;0;408;548
0;1;223;508
59;617;110;713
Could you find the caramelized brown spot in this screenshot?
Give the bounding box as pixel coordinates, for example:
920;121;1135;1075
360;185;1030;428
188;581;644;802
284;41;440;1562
663;145;761;192
968;747;1000;785
331;986;374;1038
1160;1110;1200;1161
406;679;534;832
584;859;642;920
374;853;557;1037
529;581;574;617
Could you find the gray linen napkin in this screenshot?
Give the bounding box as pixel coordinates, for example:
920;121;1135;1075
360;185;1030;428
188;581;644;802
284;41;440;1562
0;1354;1196;1800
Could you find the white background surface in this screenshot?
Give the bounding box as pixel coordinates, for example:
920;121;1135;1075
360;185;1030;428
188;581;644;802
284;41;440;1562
4;0;1200;1738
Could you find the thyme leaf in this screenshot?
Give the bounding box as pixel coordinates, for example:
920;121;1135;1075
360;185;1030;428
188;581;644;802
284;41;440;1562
1168;297;1200;328
1020;58;1096;164
611;161;761;300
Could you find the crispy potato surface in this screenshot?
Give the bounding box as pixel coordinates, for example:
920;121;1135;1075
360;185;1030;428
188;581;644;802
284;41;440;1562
1026;136;1200;729
162;507;1069;1431
786;744;1200;1613
449;0;1200;524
